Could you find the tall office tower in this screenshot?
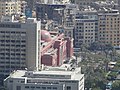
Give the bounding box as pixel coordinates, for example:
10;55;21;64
98;9;120;48
0;0;22;17
74;8;98;48
91;0;118;11
4;67;84;90
0;16;41;77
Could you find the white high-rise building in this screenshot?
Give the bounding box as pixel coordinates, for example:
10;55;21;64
0;16;41;76
4;66;84;90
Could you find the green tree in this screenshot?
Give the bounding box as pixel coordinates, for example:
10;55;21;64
107;72;118;80
112;80;120;90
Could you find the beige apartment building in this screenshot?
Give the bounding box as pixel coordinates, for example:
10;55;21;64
98;9;120;48
0;0;21;17
74;8;98;48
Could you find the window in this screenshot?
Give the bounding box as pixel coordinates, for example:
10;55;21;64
16;86;21;90
53;87;57;90
47;87;51;89
21;81;24;83
67;86;71;90
9;80;13;83
36;87;40;89
31;86;35;88
25;86;29;88
42;87;46;89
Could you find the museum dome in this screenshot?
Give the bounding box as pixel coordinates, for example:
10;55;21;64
41;30;52;42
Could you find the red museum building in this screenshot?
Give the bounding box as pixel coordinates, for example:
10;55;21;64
40;30;73;66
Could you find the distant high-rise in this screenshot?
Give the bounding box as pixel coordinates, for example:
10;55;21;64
0;0;22;17
36;3;65;24
74;8;98;48
98;9;120;48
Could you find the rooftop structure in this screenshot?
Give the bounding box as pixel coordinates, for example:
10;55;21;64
91;1;118;10
40;0;70;4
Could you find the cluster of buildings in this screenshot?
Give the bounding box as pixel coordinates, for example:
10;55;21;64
0;15;77;90
35;0;120;48
0;0;78;90
0;0;120;90
0;15;74;75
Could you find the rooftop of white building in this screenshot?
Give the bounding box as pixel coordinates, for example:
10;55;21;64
6;66;83;81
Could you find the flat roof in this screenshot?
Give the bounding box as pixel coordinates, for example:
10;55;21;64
9;68;84;80
33;70;73;75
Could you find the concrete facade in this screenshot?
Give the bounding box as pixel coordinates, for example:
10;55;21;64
74;9;98;48
0;16;41;76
